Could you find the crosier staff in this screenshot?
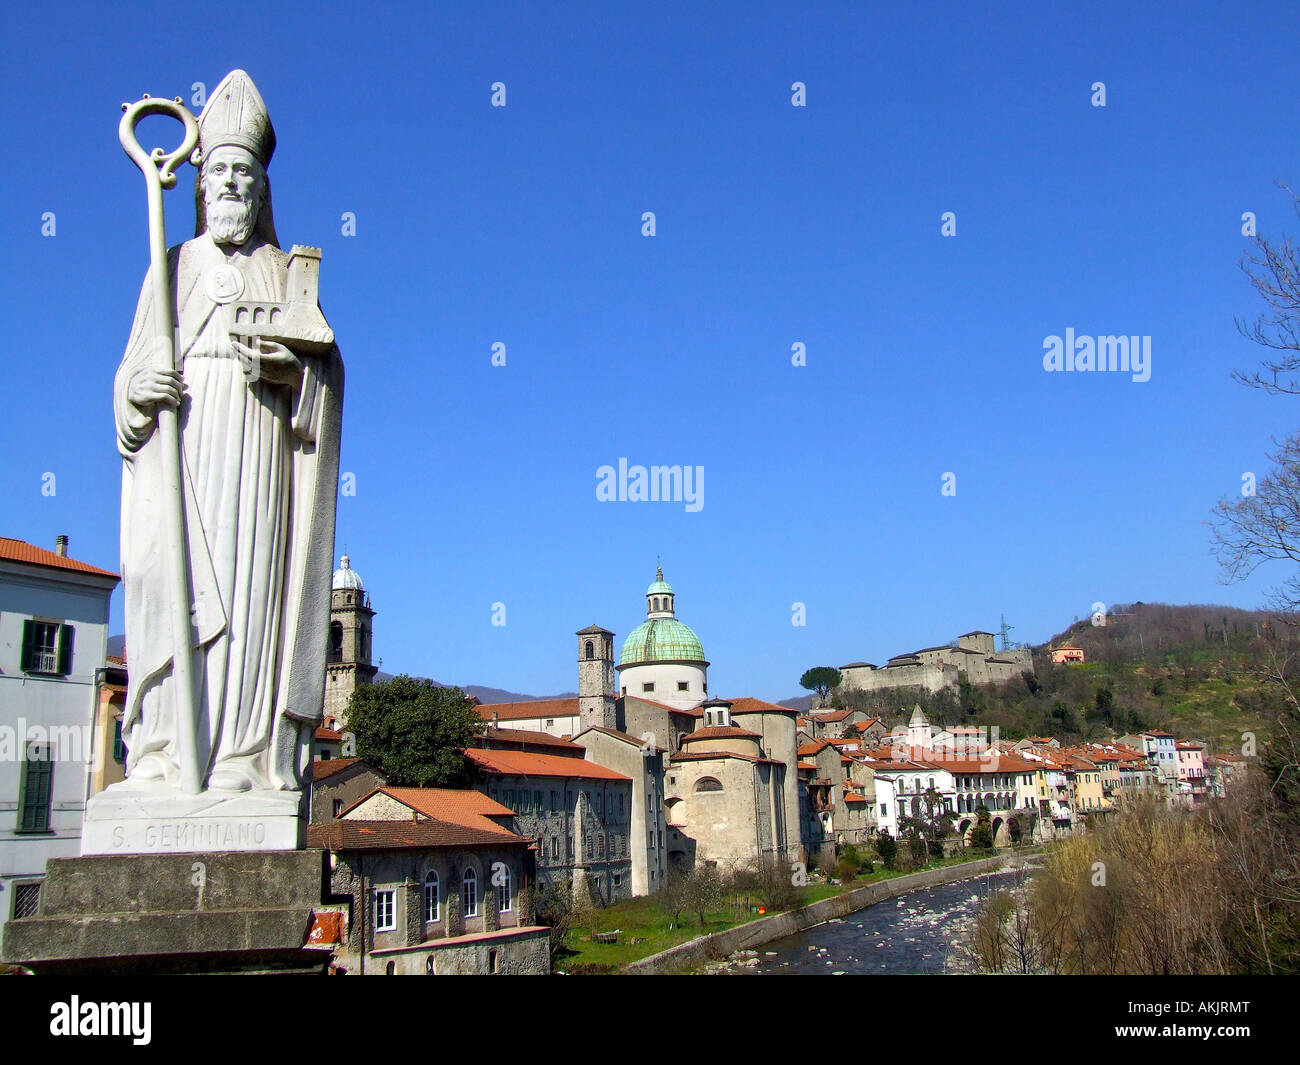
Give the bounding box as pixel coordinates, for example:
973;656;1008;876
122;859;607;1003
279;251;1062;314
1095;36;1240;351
117;94;202;795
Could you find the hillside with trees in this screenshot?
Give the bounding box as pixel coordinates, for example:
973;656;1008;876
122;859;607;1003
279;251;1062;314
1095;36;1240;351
832;602;1286;754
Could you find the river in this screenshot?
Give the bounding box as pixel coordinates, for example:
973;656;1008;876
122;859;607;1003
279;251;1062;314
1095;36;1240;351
719;866;1028;974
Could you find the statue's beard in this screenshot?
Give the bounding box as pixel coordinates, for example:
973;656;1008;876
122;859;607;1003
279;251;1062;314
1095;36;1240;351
206;197;258;245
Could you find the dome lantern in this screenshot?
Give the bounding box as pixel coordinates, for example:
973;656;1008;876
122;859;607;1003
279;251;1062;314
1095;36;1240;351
332;554;364;592
646;565;675;618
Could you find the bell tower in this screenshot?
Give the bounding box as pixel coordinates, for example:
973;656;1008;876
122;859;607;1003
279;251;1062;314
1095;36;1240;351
325;555;378;728
577;624;617;731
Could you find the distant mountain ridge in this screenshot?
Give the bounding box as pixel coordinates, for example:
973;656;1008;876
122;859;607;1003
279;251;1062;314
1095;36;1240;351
373;671;576;706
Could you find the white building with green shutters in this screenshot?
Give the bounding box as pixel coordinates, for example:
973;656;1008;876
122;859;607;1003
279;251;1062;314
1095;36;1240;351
0;535;118;941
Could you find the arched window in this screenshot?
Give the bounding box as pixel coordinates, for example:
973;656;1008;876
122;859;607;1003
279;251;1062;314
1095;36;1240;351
585;640;594;660
652;597;659;611
694;777;723;793
329;621;343;662
462;868;478;917
497;865;512;913
424;870;440;923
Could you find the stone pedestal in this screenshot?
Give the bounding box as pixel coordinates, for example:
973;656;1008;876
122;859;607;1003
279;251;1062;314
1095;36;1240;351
81;785;305;855
1;850;332;974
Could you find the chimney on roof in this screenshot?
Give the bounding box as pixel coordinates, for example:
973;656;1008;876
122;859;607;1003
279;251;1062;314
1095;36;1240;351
55;534;68;557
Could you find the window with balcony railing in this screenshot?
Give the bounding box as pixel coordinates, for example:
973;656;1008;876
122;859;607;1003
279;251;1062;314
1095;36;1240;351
20;620;72;676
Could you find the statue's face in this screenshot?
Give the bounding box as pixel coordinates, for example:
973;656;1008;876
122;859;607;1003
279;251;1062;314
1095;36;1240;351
202;145;265;245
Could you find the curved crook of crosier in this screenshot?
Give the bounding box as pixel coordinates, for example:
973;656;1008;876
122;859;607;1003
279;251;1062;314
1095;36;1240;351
118;96;200;189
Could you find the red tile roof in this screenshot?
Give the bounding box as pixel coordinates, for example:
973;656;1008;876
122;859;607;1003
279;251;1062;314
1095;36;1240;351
378;786;516;821
308;819;522;851
314;727;343;741
477;727;586;752
0;537;119;579
475;697;581;722
465;748;631;782
338;786;520;840
808;708;855;722
309;757;378;783
681;726;762;743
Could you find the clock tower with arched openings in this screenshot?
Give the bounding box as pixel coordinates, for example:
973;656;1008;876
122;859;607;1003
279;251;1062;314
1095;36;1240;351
325;555;378;728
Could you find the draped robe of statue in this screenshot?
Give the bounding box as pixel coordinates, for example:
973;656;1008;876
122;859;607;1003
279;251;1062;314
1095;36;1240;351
113;230;343;792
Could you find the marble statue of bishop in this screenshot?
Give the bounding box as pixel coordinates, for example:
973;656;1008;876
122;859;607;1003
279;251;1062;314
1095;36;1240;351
109;70;343;806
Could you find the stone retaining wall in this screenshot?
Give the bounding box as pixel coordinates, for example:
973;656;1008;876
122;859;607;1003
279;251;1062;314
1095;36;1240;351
621;855;1010;975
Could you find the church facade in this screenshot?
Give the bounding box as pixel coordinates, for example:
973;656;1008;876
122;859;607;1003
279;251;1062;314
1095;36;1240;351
477;568;803;889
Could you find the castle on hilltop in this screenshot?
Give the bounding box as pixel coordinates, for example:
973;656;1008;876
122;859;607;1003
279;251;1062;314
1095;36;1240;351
839;630;1034;695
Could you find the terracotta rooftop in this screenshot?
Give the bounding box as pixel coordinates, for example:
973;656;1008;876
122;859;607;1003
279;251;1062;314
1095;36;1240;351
475;697;580;722
309;757;376;783
477;727;586;752
308;819;522;852
681;726;762;743
0;537;119;579
465;748;631;782
377;786;515;821
336;786;520;842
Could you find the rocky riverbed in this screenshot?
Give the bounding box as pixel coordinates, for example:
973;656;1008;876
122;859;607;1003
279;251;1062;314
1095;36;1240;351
703;866;1029;975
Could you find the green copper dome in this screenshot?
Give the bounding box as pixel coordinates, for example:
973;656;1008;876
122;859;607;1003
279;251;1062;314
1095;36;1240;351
619;618;706;665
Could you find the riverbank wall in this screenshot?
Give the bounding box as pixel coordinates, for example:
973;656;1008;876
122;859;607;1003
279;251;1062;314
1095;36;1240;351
621;854;1014;975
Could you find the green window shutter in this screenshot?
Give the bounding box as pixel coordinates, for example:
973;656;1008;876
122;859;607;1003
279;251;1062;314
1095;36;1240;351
18;750;54;832
57;624;74;675
20;620;35;672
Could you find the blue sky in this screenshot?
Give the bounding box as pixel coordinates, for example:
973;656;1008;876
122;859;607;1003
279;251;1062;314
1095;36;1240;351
3;1;1299;700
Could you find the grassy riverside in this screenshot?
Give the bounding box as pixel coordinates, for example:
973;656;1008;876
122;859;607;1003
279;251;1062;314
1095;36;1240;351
555;852;1009;974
